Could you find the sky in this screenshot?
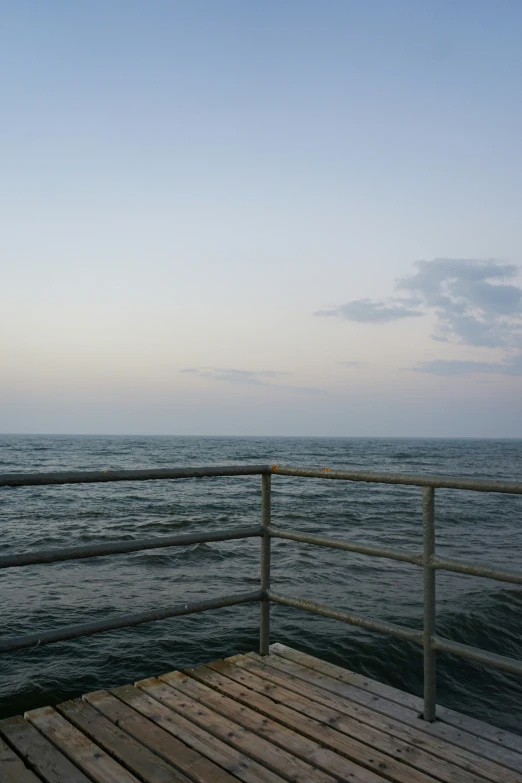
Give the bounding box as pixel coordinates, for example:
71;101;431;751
1;1;522;437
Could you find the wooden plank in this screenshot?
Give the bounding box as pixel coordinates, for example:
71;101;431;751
0;735;40;783
0;715;90;783
137;675;338;783
257;649;522;772
259;650;522;774
83;689;238;783
265;649;522;772
233;653;521;783
112;684;287;783
185;663;443;783
58;699;192;783
270;645;426;711
271;644;522;754
206;658;511;783
159;669;405;783
25;706;141;783
263;651;522;775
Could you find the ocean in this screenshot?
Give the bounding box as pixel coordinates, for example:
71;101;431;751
0;435;521;734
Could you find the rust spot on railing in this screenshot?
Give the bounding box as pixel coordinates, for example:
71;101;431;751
321;467;330;473
271;464;278;473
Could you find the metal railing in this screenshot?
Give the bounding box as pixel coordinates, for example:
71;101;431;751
1;463;522;722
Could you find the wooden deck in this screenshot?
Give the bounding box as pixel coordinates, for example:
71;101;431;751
1;644;521;782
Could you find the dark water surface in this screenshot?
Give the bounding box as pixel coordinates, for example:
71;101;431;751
1;435;521;733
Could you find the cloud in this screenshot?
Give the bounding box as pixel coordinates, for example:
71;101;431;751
341;361;367;367
413;360;504;376
181;367;324;394
318;258;522;376
316;298;422;322
413;357;522;376
395;259;522;348
181;367;289;385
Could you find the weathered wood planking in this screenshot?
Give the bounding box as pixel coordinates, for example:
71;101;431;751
271;643;522;753
157;669;392;783
137;675;335;783
200;658;495;783
261;646;522;772
0;645;520;782
25;706;140;783
82;690;238;783
106;685;287;783
228;652;517;783
0;735;40;783
182;663;440;783
57;698;192;783
0;715;90;783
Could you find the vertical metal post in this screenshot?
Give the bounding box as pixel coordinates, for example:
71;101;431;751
259;472;271;655
423;486;436;721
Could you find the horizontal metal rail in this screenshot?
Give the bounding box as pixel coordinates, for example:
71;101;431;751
270;464;522;494
269;591;522;677
269;527;522;583
432;636;522;677
433;557;522;586
0;464;270;488
0;525;263;569
0;590;262;653
268;591;423;644
268;526;422;565
2;463;522;493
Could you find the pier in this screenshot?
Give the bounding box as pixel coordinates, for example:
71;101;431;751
1;464;521;779
2;645;522;781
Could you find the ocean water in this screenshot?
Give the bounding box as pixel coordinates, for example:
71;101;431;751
0;435;521;734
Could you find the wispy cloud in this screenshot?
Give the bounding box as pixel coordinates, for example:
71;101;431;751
414;356;522;376
181;367;324;394
341;361;368;367
317;259;522;376
182;367;289;384
316;298;422;322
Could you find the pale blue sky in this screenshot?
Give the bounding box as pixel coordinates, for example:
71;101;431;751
2;1;521;436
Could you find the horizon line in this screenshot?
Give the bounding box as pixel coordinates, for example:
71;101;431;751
1;433;522;441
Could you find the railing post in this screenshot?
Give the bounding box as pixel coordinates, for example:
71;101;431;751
423;486;436;721
259;472;271;655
